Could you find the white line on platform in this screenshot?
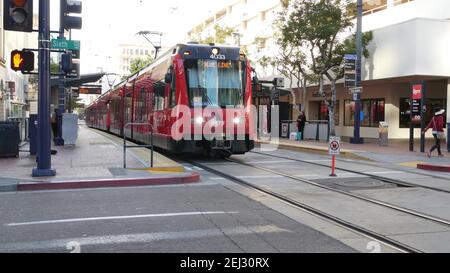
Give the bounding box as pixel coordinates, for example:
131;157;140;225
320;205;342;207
6;211;239;227
0;225;289;252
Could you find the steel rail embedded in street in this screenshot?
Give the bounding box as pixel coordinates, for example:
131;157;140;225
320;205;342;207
184;158;421;254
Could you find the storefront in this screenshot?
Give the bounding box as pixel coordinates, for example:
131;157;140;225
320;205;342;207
303;78;448;140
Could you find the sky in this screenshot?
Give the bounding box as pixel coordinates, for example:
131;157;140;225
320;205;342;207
47;0;231;75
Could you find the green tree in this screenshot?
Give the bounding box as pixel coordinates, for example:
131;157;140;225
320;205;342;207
277;0;373;135
190;24;235;45
129;55;154;75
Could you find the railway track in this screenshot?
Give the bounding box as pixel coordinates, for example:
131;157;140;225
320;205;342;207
251;151;450;195
184;157;423;253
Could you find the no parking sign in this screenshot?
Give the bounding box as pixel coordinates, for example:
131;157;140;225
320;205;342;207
329;137;341;155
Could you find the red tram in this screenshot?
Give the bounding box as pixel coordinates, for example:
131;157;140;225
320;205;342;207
86;43;255;157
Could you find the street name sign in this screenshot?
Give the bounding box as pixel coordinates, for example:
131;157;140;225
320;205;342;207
51;39;81;50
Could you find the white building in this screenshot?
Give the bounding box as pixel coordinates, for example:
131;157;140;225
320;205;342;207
118;43;155;77
187;0;450;141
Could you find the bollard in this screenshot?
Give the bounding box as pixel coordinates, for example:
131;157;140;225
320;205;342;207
330;155;337;177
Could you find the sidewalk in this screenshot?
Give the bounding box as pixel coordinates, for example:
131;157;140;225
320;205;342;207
257;137;450;172
0;125;199;192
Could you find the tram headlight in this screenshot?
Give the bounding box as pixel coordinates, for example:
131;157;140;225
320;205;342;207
233;117;242;125
195;117;204;125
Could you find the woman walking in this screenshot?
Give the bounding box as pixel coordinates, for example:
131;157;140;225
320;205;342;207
423;108;445;158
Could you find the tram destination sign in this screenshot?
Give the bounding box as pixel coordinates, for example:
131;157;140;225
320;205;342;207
51;39;81;51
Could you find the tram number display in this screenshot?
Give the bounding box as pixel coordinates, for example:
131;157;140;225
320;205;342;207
203;60;232;69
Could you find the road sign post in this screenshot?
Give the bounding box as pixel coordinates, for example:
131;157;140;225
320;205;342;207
32;0;56;177
329;136;341;177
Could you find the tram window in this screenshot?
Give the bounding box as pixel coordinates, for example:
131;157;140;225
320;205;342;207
153;82;165;111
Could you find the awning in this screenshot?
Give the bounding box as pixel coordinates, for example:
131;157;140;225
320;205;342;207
51;73;105;88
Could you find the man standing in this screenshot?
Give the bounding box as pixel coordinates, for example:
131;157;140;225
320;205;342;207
297;111;307;141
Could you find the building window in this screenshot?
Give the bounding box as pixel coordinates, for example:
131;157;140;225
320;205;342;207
363;0;387;14
344;99;385;127
316;101;340;126
260;11;266;21
399;98;447;128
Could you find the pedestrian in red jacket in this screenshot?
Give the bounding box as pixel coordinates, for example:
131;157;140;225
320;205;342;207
423;108;445;158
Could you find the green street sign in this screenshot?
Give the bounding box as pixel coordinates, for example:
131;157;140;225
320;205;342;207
51;39;80;50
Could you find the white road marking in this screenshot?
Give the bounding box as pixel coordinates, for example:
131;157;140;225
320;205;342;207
209;177;226;181
6;211;239;227
0;225;290;252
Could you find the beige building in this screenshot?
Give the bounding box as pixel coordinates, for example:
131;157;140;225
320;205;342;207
118;43;155;77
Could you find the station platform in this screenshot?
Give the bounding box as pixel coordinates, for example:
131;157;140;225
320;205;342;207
0;125;199;192
257;138;450;172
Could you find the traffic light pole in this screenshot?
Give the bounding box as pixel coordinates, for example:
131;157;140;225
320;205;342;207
350;0;364;145
33;0;56;177
54;0;66;146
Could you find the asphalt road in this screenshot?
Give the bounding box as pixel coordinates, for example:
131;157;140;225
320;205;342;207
0;180;356;253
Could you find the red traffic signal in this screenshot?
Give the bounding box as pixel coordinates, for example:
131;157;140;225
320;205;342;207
11;50;34;72
3;0;33;32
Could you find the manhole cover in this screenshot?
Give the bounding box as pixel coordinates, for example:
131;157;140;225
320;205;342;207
334;180;386;189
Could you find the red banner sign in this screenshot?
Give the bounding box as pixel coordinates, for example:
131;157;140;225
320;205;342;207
412;84;423;100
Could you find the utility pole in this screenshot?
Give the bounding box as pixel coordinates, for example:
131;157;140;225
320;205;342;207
350;0;364;144
54;0;66;146
33;0;56;177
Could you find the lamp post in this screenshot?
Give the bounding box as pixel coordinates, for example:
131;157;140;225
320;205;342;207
350;0;364;144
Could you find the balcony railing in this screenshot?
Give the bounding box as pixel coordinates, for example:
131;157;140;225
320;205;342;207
363;0;414;16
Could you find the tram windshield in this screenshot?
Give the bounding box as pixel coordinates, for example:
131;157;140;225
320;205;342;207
185;59;244;108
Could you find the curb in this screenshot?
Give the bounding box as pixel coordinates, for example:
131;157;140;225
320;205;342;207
256;141;373;162
417;164;450;173
16;172;201;192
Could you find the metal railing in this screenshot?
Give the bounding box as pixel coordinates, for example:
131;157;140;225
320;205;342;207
123;123;154;169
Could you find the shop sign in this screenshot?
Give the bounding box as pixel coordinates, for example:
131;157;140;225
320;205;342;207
411;84;423;123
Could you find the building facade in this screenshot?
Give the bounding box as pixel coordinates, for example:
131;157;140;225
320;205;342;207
187;0;450;141
118;43;155;77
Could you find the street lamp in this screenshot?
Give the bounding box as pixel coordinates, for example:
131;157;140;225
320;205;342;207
136;31;163;59
232;32;241;47
350;0;364;144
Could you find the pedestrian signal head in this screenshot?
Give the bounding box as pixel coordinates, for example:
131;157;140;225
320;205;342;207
10;50;34;72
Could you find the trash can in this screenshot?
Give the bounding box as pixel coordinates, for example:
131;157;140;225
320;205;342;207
447;123;450;152
379;122;389;146
0;121;20;158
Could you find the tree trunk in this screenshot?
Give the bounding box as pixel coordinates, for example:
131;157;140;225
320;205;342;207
328;78;337;137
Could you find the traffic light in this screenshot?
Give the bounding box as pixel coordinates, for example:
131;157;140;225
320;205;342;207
61;53;73;74
3;0;34;32
10;50;34;72
61;0;82;30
